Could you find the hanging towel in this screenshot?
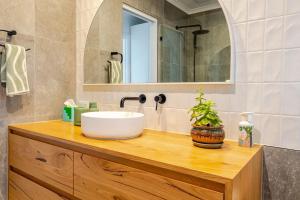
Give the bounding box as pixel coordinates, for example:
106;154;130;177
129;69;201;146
4;44;30;97
109;60;123;84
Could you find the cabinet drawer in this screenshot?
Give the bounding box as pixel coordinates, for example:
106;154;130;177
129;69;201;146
74;153;224;200
9;170;69;200
9;134;74;194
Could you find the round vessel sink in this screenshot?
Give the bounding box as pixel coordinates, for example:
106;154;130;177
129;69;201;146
81;111;144;139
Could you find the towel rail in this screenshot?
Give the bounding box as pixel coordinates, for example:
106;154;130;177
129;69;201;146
0;29;30;51
0;29;17;36
0;44;31;51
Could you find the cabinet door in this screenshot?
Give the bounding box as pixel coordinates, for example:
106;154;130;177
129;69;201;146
9;134;74;194
9;170;69;200
74;153;224;200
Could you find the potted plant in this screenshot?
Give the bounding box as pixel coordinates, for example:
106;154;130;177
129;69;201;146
189;92;225;148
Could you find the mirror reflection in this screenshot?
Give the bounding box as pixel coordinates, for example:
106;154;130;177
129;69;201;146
84;0;232;84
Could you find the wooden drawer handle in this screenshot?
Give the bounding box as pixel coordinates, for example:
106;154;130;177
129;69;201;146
35;157;47;163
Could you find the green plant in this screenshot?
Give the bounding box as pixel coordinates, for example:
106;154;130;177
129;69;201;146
189;92;223;127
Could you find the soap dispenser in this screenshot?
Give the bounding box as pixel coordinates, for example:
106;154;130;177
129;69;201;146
238;112;254;147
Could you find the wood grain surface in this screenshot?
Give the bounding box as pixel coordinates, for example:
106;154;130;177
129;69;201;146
9;133;74;194
9;170;69;200
74;152;224;200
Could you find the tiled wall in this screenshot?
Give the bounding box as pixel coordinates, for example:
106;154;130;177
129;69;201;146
0;0;76;199
76;0;300;151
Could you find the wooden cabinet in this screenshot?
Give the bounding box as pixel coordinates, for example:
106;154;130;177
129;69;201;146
74;153;223;200
9;134;74;194
9;170;69;200
8;121;263;200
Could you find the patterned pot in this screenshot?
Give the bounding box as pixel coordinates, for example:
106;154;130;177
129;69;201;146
191;125;225;144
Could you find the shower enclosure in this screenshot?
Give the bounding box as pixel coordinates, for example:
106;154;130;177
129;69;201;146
176;24;209;82
159;7;231;83
160;25;185;82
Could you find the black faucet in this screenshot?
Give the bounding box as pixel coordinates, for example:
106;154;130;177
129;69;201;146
154;94;166;110
120;94;147;108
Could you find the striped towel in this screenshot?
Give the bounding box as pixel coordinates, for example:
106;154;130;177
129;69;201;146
109;60;123;84
3;44;30;97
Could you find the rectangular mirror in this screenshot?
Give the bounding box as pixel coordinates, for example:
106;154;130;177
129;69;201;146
84;0;234;85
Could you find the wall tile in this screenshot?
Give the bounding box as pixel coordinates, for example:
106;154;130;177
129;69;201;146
280;116;300;150
3;0;35;36
285;14;300;48
264;17;283;50
253;114;263;144
262;84;281;114
266;0;284;18
248;0;266;20
247;52;264;82
235;23;247;52
163;93;195;109
283;48;300;82
225;112;240;140
36;0;75;42
236;53;247;83
222;0;232;13
247;20;265;51
232;0;248;23
263;50;283;82
246;83;263;113
286;0;300;15
0;1;76;198
260;115;281;146
228;84;247;112
281;84;300;116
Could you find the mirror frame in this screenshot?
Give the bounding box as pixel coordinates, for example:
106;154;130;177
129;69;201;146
82;0;235;91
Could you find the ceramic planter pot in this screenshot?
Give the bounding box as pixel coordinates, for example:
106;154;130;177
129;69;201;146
191;125;225;148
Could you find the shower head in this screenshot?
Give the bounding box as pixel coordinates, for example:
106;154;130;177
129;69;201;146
175;24;209;35
175;24;209;48
192;29;209;35
192;29;209;49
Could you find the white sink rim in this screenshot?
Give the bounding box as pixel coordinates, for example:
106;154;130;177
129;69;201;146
82;111;144;119
81;111;144;140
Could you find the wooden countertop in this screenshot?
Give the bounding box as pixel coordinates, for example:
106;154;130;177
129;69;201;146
9;120;262;184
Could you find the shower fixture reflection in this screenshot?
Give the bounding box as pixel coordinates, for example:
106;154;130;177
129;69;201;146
176;24;209;81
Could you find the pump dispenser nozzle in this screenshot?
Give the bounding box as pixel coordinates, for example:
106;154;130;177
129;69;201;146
240;112;254;124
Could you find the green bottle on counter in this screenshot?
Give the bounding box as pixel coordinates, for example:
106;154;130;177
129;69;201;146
74;107;89;126
89;102;99;112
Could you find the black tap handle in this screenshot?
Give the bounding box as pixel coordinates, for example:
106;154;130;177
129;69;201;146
139;94;147;104
154;94;166;110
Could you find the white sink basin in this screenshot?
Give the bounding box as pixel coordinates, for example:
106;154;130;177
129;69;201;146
81;112;144;139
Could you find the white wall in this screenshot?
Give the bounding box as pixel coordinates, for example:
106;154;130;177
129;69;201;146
76;0;300;150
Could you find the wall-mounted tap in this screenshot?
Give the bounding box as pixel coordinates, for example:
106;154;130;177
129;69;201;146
120;94;146;108
154;94;166;110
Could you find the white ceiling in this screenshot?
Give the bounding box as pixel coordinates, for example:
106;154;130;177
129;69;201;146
166;0;221;14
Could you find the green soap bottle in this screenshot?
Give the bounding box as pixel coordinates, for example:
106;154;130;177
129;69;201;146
74;107;89;126
89;102;99;112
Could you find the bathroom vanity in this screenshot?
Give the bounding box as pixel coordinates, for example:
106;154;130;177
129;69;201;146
8;121;262;200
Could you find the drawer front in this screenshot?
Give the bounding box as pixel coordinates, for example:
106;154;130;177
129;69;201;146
9;134;74;194
9;170;69;200
74;153;224;200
